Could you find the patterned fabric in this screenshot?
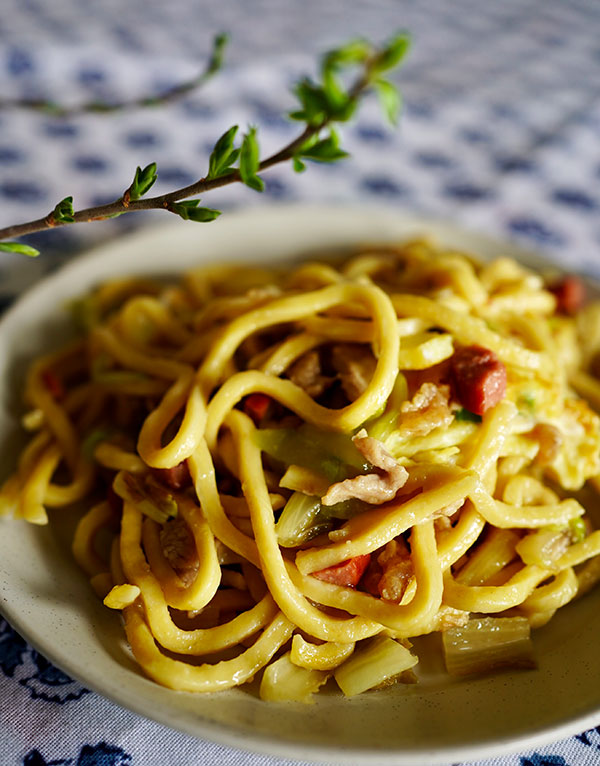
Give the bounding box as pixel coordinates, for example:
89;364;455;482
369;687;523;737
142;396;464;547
1;0;600;764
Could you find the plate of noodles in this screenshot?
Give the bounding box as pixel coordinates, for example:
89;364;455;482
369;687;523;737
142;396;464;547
1;204;600;764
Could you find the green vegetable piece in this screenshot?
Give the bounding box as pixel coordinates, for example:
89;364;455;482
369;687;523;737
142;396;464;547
569;516;587;543
0;241;39;257
81;427;113;460
275;491;331;547
239;126;264;191
517;392;536;412
455;408;483;423
366;372;408;440
254;424;367;482
442;617;535;677
334;636;418;696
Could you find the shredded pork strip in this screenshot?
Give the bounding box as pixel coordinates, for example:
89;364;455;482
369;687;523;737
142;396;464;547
321;429;408;506
331;344;377;400
160;517;199;586
398;382;453;437
288;350;333;398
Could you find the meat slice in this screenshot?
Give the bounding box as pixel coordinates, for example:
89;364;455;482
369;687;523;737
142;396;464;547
160;517;199;586
321;429;408;506
452;345;507;416
529;423;563;466
548;275;586;315
151;460;192;490
288;350;333;398
376;538;414;603
398;382;453;437
331;344;377;401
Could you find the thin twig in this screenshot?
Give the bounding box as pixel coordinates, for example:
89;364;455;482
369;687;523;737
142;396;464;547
0;34;228;118
0;87;369;242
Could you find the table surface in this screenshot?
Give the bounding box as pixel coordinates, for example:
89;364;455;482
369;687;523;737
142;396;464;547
1;1;600;764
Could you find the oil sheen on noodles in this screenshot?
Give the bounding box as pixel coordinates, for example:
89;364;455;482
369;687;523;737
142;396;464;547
3;238;600;700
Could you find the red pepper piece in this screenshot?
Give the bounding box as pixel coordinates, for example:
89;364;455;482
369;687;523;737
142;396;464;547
452;345;507;416
150;460;192;490
243;393;272;424
312;553;371;588
41;369;65;400
548;275;586;315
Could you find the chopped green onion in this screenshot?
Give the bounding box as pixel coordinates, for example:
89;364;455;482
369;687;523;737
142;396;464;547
455;408;482;423
516;392;536;413
81;427;113;460
569;516;587;543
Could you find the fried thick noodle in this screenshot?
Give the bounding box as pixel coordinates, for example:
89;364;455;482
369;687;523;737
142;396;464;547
3;238;600;700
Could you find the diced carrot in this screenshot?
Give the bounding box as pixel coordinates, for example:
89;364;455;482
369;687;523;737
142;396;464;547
312;554;371;588
452;345;507;416
243;393;272;424
41;369;65;400
151;460;192;490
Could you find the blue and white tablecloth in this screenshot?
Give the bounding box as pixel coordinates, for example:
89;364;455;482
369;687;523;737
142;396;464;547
1;1;600;764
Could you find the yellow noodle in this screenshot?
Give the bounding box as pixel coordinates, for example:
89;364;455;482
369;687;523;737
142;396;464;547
72;500;116;576
6;237;600;698
141;498;221;611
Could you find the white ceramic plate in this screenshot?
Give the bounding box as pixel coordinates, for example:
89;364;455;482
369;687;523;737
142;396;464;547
1;205;599;765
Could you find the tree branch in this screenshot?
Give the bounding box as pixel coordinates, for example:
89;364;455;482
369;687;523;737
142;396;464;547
0;34;228;118
0;33;410;254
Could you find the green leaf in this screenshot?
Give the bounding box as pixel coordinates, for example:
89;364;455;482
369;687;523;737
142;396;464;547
289;79;328;125
374;78;402;125
320;39;371;120
371;32;411;75
207;125;240;179
207;32;229;75
0;241;40;257
322;39;371;70
321;68;347;111
52;196;75;224
239;126;264;192
298;129;349;163
185;206;222;223
128;162;158;201
292;156;307;173
172;199;221;222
